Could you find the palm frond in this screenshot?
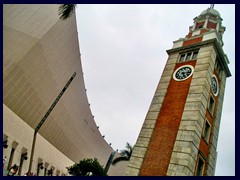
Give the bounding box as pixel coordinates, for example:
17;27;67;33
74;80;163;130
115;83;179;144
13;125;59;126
111;142;133;166
120;150;131;158
58;4;76;20
125;142;133;156
126;142;133;150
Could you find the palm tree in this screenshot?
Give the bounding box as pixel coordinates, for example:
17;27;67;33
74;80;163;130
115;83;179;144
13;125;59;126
58;4;77;20
112;142;133;165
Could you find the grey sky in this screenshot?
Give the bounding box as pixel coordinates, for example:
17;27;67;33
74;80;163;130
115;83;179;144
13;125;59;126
75;4;235;176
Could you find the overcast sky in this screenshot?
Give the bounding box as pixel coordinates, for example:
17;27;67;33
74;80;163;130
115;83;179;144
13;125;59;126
75;4;235;176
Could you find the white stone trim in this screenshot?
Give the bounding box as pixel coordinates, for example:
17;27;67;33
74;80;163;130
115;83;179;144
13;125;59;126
192;29;201;36
172;39;184;48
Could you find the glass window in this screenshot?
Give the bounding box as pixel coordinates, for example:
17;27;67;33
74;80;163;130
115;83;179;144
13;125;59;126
193;51;198;60
196;155;205;176
186;53;192;60
179;54;185;62
208;96;215;115
203;120;211;142
178;50;199;63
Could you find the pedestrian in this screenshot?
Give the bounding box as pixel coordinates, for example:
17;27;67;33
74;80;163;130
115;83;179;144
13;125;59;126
7;164;18;176
3;156;7;168
26;171;33;176
3;156;7;176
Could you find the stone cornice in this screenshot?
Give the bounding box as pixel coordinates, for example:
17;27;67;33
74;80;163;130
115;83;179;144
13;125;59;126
166;39;231;77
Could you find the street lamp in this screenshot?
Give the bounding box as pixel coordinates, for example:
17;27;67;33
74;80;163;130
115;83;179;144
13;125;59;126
27;72;77;173
104;149;118;174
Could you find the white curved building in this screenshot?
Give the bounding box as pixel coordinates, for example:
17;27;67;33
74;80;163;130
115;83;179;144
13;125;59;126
3;4;126;176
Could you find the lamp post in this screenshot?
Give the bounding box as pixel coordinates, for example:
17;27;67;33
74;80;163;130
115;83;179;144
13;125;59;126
28;72;77;173
104;149;118;174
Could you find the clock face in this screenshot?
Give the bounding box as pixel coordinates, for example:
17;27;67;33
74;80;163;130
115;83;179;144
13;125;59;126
211;75;219;96
173;65;194;81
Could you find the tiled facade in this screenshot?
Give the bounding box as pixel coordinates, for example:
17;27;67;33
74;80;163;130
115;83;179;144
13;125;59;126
3;4;126;176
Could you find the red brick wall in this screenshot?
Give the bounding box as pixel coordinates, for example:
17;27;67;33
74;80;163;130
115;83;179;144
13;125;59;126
200;29;209;34
139;61;196;176
186;32;193;38
183;37;203;46
207;22;217;29
196;22;205;29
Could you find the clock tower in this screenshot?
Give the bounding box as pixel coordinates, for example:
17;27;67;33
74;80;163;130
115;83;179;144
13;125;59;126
125;6;231;176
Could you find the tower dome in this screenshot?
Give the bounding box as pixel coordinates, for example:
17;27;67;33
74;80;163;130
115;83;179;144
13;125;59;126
200;8;221;17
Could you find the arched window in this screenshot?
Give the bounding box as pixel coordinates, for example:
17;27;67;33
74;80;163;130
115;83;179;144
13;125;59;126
7;141;18;170
18;148;28;175
37;158;44;176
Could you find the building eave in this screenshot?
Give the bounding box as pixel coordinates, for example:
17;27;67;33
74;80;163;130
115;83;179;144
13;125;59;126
166;39;231;77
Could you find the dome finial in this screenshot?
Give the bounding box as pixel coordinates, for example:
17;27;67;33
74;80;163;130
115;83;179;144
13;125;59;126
210;4;214;9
